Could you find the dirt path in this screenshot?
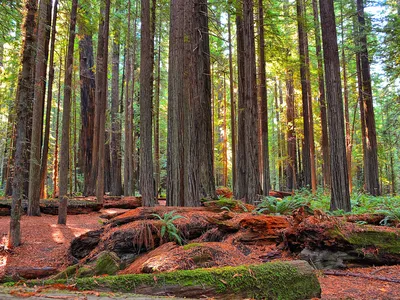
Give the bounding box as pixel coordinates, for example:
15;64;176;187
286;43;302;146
0;211;399;299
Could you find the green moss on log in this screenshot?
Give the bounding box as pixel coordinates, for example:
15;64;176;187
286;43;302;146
346;231;400;254
183;243;203;250
28;261;321;299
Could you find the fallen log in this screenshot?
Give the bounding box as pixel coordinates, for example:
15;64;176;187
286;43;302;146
323;270;400;284
8;267;58;280
43;261;321;299
103;197;141;209
284;211;400;267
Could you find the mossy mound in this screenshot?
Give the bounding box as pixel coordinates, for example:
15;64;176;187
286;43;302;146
122;242;254;274
53;251;121;279
35;261;321;299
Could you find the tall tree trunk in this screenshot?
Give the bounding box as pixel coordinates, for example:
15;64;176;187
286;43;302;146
58;0;78;225
28;0;52;215
239;0;261;203
39;0;58;200
53;56;63;198
319;0;351;211
312;0;330;189
79;35;96;196
95;0;111;204
227;11;236;193
9;0;37;247
296;0;312;190
222;74;228;187
286;70;297;190
110;35;123;196
140;0;155;206
356;0;380;196
257;0;270;195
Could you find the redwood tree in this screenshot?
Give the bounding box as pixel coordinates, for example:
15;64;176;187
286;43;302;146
167;0;215;206
28;0;52;215
319;0;351;211
9;0;37;247
235;0;261;203
356;0;380;196
140;0;155;206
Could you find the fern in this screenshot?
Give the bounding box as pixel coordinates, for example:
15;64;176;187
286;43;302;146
151;211;185;245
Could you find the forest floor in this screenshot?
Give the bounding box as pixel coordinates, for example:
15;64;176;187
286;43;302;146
0;210;399;300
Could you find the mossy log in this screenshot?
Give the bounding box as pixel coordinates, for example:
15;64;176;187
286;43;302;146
42;261;321;299
284;213;400;267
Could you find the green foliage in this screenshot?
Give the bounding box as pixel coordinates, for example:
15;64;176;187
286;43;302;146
151;211;185;245
254;196;306;215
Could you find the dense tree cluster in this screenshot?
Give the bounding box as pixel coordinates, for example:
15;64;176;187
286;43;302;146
0;0;398;247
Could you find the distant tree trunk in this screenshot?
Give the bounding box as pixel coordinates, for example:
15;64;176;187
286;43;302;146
154;15;161;198
9;0;37;247
39;0;58;200
124;0;135;196
356;0;380;196
390;152;396;195
312;0;330;189
274;79;281;189
110;35;123;196
235;8;246;200
79;35;96;196
222;74;228;187
286;70;297;191
257;0;270;196
140;0;155;206
95;0;111;204
53;56;63;198
340;2;352;193
227;11;236;192
319;0;351;211
236;0;261;203
58;0;78;225
296;0;312;190
28;0;52;215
